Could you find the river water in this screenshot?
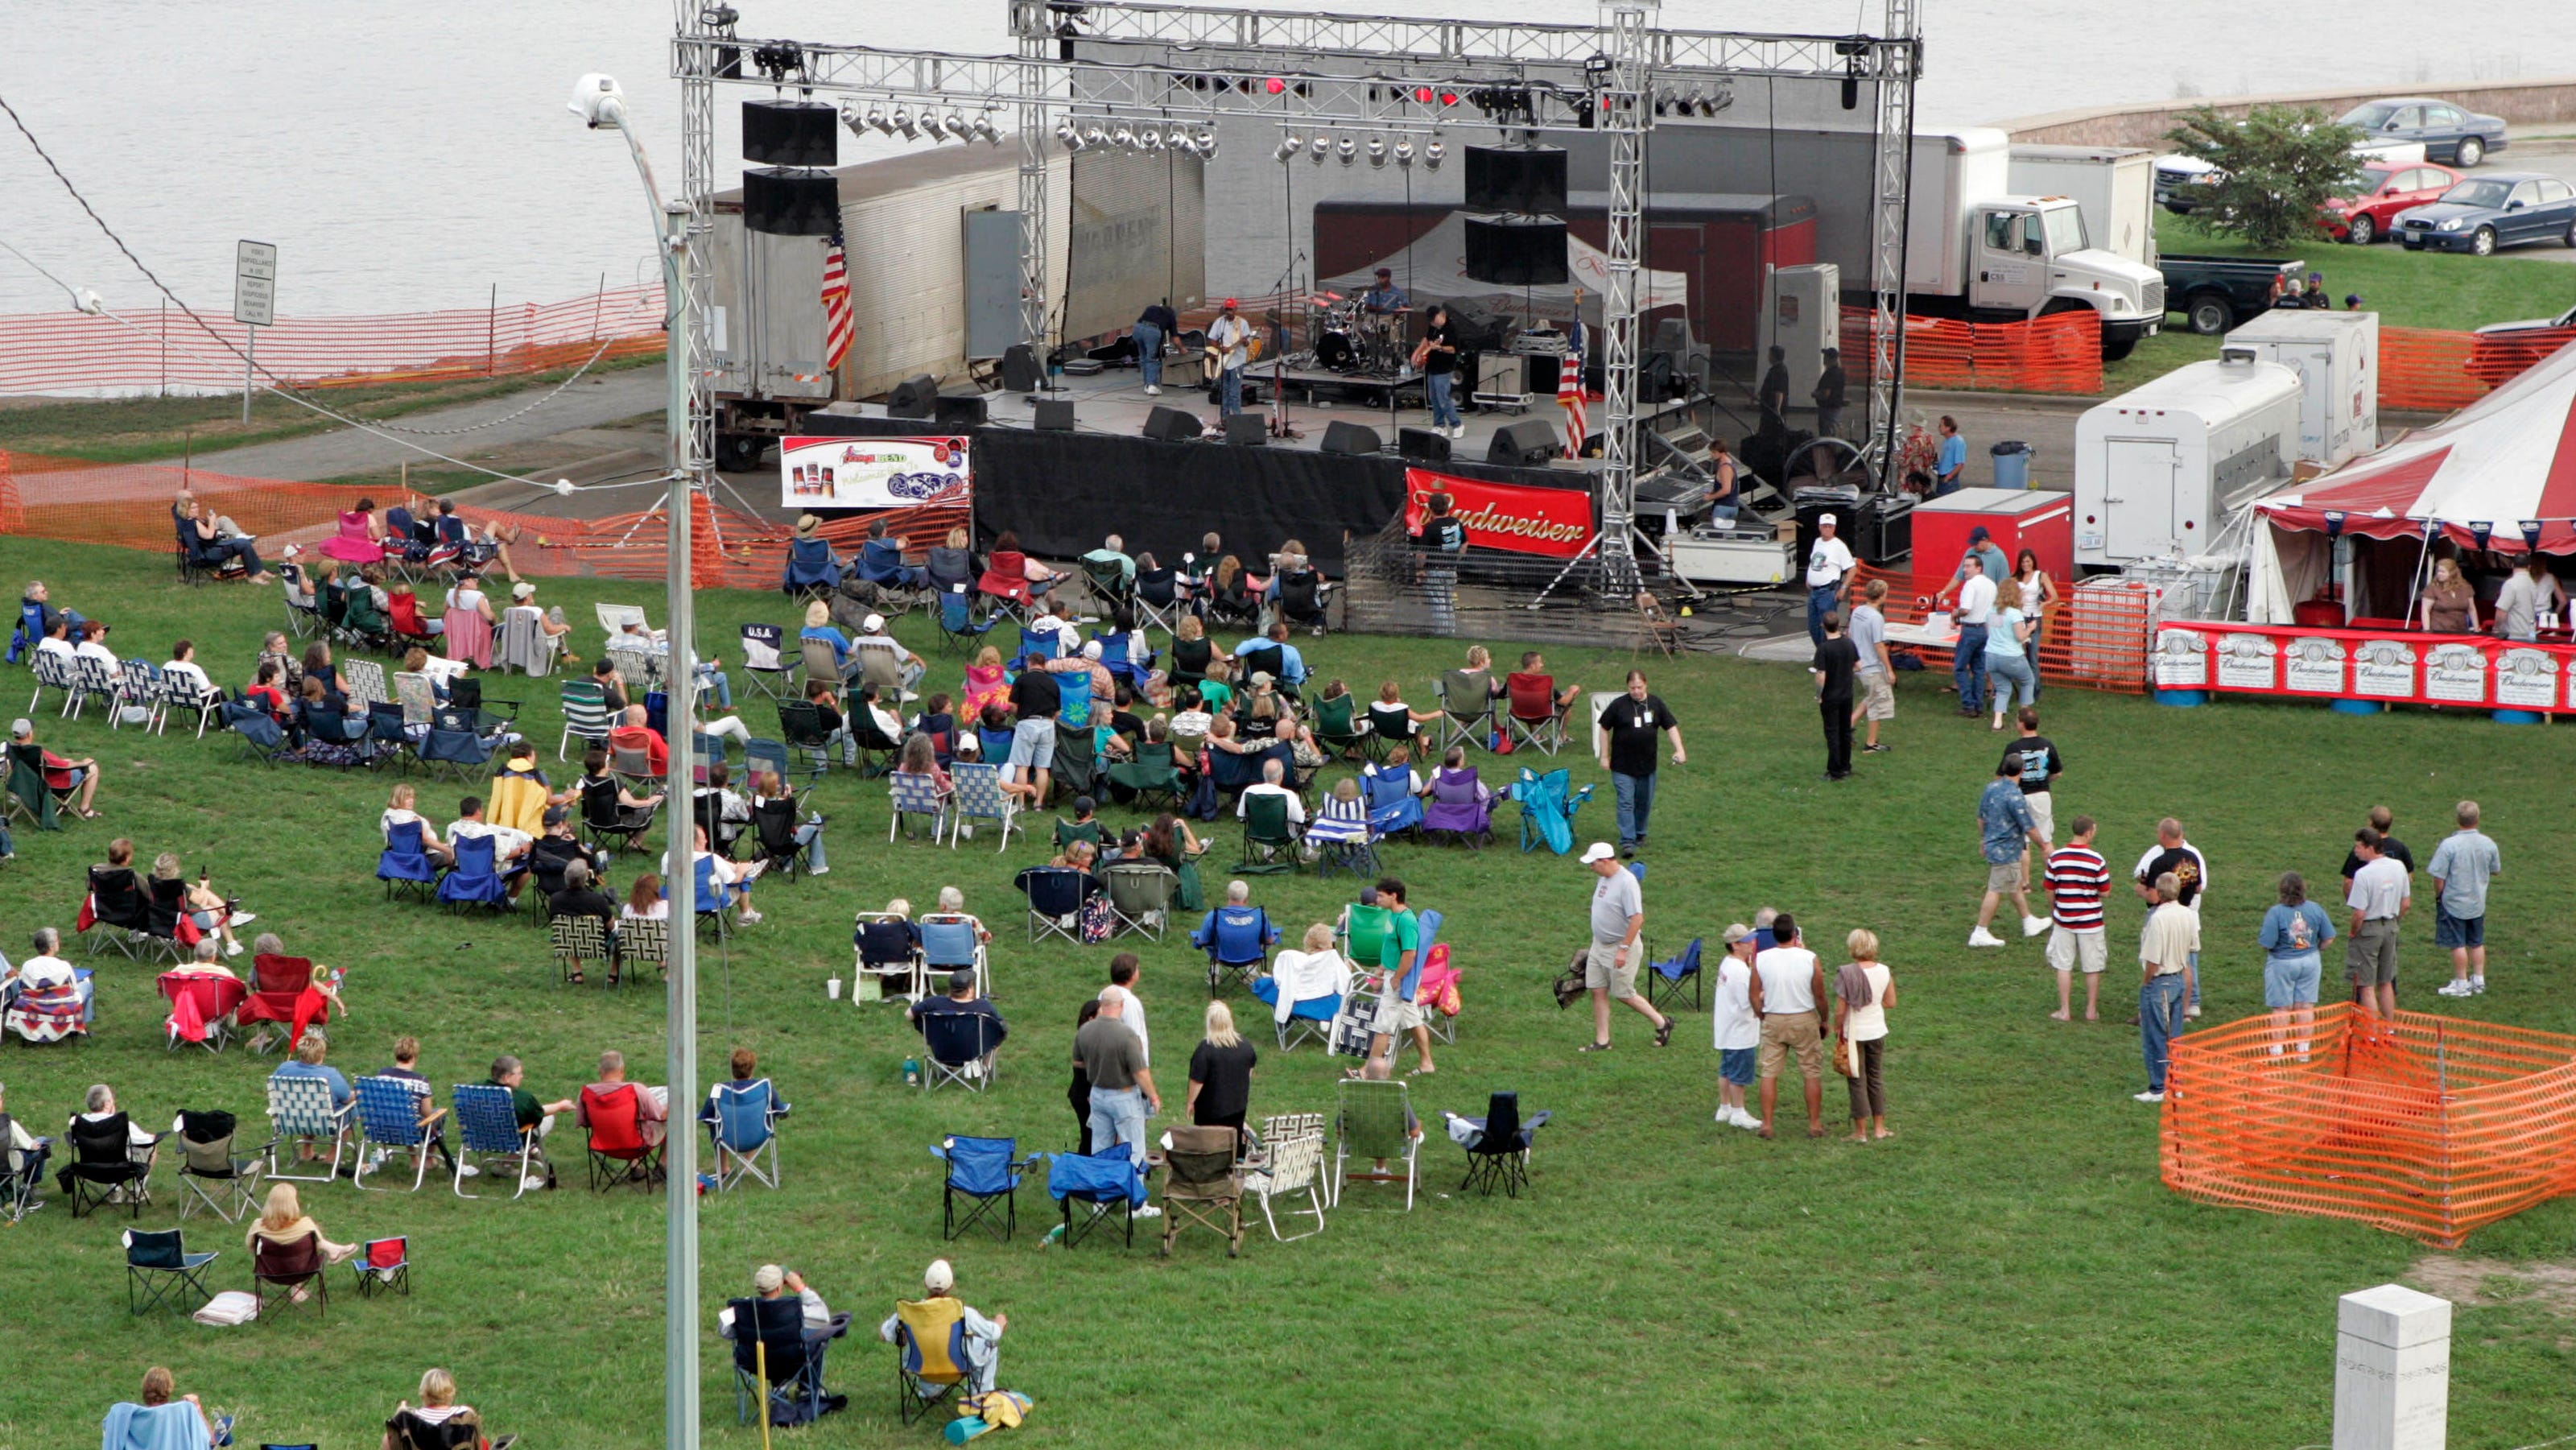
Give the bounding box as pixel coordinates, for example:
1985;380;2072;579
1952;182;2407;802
0;0;2563;316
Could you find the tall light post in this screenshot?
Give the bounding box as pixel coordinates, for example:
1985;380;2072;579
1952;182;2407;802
569;71;700;1450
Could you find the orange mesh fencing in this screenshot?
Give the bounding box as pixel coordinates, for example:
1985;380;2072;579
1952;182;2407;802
0;285;667;395
2163;1004;2576;1248
1837;311;2103;395
2382;323;2576;412
1843;563;2149;692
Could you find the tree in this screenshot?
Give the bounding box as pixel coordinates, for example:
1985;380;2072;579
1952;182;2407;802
2163;104;2368;250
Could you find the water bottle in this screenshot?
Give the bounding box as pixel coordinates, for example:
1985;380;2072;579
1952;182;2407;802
902;1057;921;1087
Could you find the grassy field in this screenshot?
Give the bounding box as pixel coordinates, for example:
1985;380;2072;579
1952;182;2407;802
2;538;2573;1448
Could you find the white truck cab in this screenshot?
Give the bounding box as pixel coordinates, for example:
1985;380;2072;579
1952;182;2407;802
1967;198;2165;348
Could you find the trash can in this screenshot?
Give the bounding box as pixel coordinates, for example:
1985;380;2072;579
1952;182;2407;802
1991;440;2033;490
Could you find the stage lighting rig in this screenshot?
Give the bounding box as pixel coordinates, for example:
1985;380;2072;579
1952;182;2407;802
1424;139;1445;170
750;40;806;84
1308;134;1329;163
1393;138;1415;167
1835;38;1868;109
890;105;918;139
1275;131;1300;162
1057;119;1083;150
1366;136;1387;167
1335;134;1357;165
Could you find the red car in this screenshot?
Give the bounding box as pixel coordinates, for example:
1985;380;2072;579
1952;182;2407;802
2320;160;2462;244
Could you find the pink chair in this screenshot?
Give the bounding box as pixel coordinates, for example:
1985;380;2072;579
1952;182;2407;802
442;607;493;668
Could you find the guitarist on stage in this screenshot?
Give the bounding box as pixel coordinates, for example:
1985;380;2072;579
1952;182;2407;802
1207;299;1259;419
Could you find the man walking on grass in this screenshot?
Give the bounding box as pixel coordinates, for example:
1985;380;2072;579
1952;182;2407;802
2045;816;2112;1022
2136;873;2198;1105
1748;911;1828;1138
2429;800;2501;998
1811;609;1858;781
1970;758;2049;948
2345;828;2409;1018
1578;843;1671;1052
1849;578;1895;754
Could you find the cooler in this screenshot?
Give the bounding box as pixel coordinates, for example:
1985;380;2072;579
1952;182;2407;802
1909;487;2073;593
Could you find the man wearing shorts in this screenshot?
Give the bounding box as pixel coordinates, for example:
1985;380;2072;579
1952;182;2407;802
1364;878;1434;1075
1849;579;1895;754
2344;828;2409;1017
2043;816;2111;1021
1969;758;2048;948
2429;799;2501;998
1748;912;1827;1138
1577;843;1670;1052
2001;707;2062;857
1003;653;1061;808
1710;923;1761;1130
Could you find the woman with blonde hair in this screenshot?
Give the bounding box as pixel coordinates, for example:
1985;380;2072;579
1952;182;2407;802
1832;928;1897;1142
247;1181;357;1274
2421;555;2478;634
799;598;851;670
150;850;252;956
961;643;1009;719
381;1366;514;1450
1187;998;1259;1154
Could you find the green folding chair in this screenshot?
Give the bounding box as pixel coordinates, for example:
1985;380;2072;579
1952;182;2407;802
1331;1078;1418;1211
1232;791;1299;875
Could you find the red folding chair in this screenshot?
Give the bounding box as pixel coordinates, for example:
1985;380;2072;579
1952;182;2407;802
240;953;331;1054
159;971;246;1052
1502;672;1567;755
580;1084;664;1193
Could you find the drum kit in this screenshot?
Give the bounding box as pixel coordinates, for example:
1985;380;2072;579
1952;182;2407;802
1302;291;1412;378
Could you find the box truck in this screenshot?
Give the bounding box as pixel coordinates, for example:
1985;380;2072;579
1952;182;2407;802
2074;345;2301;570
2221;309;2380;466
2008;145;2159;269
1907;130;2165;359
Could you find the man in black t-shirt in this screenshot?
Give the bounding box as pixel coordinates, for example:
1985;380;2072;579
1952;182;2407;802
1810;611;1858;781
2339;804;2413;890
1758;345;1791;432
1005;655;1063;808
1411;491;1468;635
1999;706;2064;854
1420;305;1462;438
1594;669;1685;857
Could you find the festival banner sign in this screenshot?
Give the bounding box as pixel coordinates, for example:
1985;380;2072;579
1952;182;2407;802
778;436;971;510
2153;623;2576;713
1402;467;1594;559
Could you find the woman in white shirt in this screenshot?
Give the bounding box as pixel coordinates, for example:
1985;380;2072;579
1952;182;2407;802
2013;548;2058;659
1832;928;1897;1142
622;873;671;922
444;576;496;624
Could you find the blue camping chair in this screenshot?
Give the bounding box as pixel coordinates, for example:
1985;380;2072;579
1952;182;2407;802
706;1078;786;1190
973;724;1015;764
449;1082;539;1198
5;600;41;665
1362;766;1426;837
919;917;988;998
1017;627;1060;663
857;537;923;592
1055;669;1093;730
693;853;737;938
418;718;496;783
935;585;999;653
781;536;840;597
1015;865;1093;945
1194;903;1278;994
1511;766;1594;855
436;833;510;912
378;819;439;903
225;700;287;766
365;700;412;770
1252;975;1343;1051
919;1012;1005;1092
1206;741;1295;801
933;1134;1034;1241
730;1294;850;1427
350;1075;445;1192
1647;936;1705;1011
1092;631;1152;690
1044;1146;1149;1250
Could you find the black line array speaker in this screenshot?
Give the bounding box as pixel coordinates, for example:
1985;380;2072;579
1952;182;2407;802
1224;414;1269;446
1463;144;1568;216
1397;427;1451;464
999;344;1042;393
935;394;988;429
1142;406;1204;442
1488;419;1563;466
1033;399;1075;432
742;167;840;237
1320;420;1381;456
1463;217;1569;287
886;374;939;419
741;100;838;167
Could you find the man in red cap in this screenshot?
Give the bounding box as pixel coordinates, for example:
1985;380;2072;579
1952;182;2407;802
1207;299;1258;419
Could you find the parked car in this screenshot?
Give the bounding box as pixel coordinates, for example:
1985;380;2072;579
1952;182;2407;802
2320;161;2462;245
2394;174;2576;255
2336;97;2508;167
2159;254;2303;335
2467;304;2576;386
2153;154;2219;214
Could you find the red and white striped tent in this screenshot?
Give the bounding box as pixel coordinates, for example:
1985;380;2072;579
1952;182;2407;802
2248;340;2576;622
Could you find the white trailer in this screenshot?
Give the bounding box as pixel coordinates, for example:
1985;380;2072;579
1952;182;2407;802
2008;144;2160;269
2074;345;2302;570
2221;309;2380;466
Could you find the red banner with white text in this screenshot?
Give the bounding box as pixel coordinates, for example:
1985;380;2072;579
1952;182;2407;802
2153;622;2576;713
1401;467;1593;559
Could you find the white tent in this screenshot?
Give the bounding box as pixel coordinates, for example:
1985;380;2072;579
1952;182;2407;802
1316;212;1690;330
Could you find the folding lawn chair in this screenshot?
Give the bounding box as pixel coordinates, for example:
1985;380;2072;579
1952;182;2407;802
952;762;1021;850
1015;865;1092;945
1646;936;1705;1011
238;952;331;1055
63;1112;155;1218
24;647;73;718
581;1083;665;1192
69;651;120;720
1311;691;1373;760
891;1297;970;1425
263;1076;354;1185
618;915;671;985
125;1228;219;1316
919;1012;1004;1092
1435;668;1496;752
353;1236;411;1297
83;865;151;958
1158;1124;1245;1258
254;1229;330;1320
341;656;391;709
782;536;841;601
436;832;511;912
160;971;245;1052
919;915;989;1000
1449;1090;1550;1199
799;638;849;703
1331;1078;1418;1210
1512;765;1595;854
365;700;415;772
450;1082;539;1199
852;913;926;1001
418;716;497;783
550;913;613;986
109;659;161;730
887;769;952;842
1046;1146;1146;1250
0;1114;51;1223
933;1134;1034;1241
1103;860;1176;939
1195;903;1278;994
1103;738;1183;812
774;699;838;783
174;1109;265;1222
351;1075;445;1192
1245;1113;1327;1241
1265;982;1343;1051
730;1295;850;1427
158;667;225;738
378;819;440;903
935;584;1000;653
582;775;659;854
558;679;613;761
740;622;798;700
1132;565;1180;636
1232;790;1302;875
1503;671;1568;754
1362;765;1426;839
706;1078;786;1190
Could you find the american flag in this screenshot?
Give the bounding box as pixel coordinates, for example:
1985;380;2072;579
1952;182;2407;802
819;220;852;372
1557;347;1587;458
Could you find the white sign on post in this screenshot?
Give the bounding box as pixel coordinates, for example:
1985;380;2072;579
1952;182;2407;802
233;241;275;424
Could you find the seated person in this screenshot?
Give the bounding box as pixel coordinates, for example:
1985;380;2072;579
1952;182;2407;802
549;857;618;933
255;631;303;696
300;641;346;699
32;617;76;673
382;1365;518;1450
750;768;827;876
73;619;121;677
855;682;906;749
162;638;216;702
1366;743;1426;798
621;873;670;924
242;661;291;724
526;805;603;899
1501;649;1583;713
1140;813;1205;872
694;762;751;857
852;613;927;693
448;795;535;901
268;1029;354;1163
932;885;992;943
22;579;85;641
505;580;579;662
170;936;237;981
878;1259;1006;1397
1255;921;1354;1022
668;823;766;926
907;969;1007;1068
1081;532;1136;587
702;1045;791;1130
1236;756;1306;826
103;1366;227;1450
580;749;665;832
720;1262;836;1341
1302;775;1373;852
1194;880;1280;960
580;1048;667;1147
491;1054;575;1192
434;498;526;581
1;1079;54;1214
151;853;250;957
894;732;952;795
605;704;670;777
378;1035;460;1176
1232;620;1310;688
248;1180;357;1272
799;600;852;671
1195;655;1237;714
60;1084;159;1186
12;717;99;817
1057;795;1102;846
960;646;1009;720
1167;686;1212;744
588;656;628;713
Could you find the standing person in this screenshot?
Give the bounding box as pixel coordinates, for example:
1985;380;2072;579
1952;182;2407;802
1803;513;1856;648
2259;871;2334;1056
2002;708;2062;861
1185;1001;1258;1156
1947;555;1996;719
1748;912;1828;1139
1207;299;1258;420
2044;816;2112;1022
1577;843;1672;1051
1065;998;1103;1155
1983;593;2037;731
1133;297;1178;397
2492;553;2565;642
1710;437;1744;519
2344;828;2409;1018
1417;304;1462;439
2132;818;2210;1018
1757;346;1790;432
2136;873;2199;1104
1970;758;2049;948
1075;990;1160;1179
1710;923;1761;1130
2429;800;2502;998
1849;578;1895;754
2339;805;2414;889
2013;548;2058;668
1834;929;1896;1142
2419;556;2478;634
1411;490;1468;635
1933;415;1967;495
1360;878;1434;1076
1811;347;1847;440
1811;609;1858;782
1936;527;2013;609
1594;670;1684;859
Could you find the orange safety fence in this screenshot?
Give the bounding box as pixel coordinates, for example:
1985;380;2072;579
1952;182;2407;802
1843;563;2150;693
0;450;969;594
1838;310;2103;396
2386;323;2576;412
0;284;667;395
2163;1004;2576;1247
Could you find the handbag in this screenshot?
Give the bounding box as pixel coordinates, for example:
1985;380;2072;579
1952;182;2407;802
1834;1031;1860;1078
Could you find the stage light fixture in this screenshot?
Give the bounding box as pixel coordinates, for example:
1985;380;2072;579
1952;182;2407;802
890;106;917;139
1112;122;1136;148
1424;138;1445;169
867;105;893;134
940;113;972;142
1335;135;1357;164
1057;119;1081;149
1166;124;1190;149
1309;135;1329;163
1366;136;1388;167
972;115;1003;145
1275;132;1300;161
1084;123;1109;147
1393;138;1415;167
1265;76;1286;95
1193;126;1216;157
1143;127;1168;152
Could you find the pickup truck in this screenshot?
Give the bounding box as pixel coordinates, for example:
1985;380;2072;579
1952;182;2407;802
2158;254;2304;336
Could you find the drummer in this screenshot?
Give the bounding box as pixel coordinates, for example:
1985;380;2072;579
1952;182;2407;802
1361;267;1411;314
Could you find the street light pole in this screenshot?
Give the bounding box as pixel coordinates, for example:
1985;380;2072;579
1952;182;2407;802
571;72;700;1450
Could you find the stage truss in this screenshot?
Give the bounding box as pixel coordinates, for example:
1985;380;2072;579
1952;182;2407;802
669;0;1920;601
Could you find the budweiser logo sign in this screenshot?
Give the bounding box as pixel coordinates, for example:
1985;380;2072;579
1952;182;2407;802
1402;468;1593;559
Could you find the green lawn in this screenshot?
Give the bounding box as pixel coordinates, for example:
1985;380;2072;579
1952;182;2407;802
2;538;2574;1448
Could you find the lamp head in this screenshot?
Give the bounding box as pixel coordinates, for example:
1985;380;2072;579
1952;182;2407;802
568;73;628;129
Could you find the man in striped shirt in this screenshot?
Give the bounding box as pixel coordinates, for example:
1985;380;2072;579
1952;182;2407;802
2044;816;2111;1022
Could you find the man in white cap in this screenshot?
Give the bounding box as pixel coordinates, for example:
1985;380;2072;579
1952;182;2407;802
508;580;578;663
851;612;924;695
1711;923;1761;1129
1804;512;1855;648
879;1259;1007;1394
1579;842;1670;1051
720;1263;837;1356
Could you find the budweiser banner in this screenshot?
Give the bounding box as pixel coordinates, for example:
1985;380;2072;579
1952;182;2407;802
1402;468;1594;559
2155;622;2576;713
779;436;971;510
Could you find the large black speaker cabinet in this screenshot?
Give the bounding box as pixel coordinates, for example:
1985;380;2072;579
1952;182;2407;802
935;394;988;429
1463;217;1569;287
999;344;1042;393
1488;419;1563;466
1033;399;1075;432
741;100;837;167
1143;406;1204;442
1397;427;1451;464
1224;415;1269;446
742;167;840;237
1463;144;1569;216
886;374;939;419
1320;420;1381;456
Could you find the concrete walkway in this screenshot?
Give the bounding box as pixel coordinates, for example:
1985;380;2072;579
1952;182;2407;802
188;364;667;482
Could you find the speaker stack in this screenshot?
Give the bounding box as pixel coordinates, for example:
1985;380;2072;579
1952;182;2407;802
1142;407;1204;442
741;100;840;238
1487;419;1563;467
886;374;939;419
1462;145;1570;288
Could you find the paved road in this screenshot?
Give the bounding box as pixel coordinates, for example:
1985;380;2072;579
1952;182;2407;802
188;364;667;482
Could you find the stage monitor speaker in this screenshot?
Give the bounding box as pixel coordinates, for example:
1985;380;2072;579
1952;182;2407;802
886;374;939;419
1320;420;1381;456
1488;419;1563;467
1224;414;1269;446
741;99;837;167
999;344;1042;393
1143;406;1204;442
1033;399;1075;432
1463;217;1569;287
1398;427;1451;464
741;167;840;237
1463;144;1568;216
935;394;988;429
